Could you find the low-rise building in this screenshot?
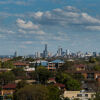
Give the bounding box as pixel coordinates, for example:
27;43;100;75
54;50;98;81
14;62;29;68
1;83;16;95
75;64;86;71
64;91;94;100
48;59;64;71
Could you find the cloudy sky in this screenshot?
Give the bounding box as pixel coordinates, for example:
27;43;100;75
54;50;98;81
0;0;100;55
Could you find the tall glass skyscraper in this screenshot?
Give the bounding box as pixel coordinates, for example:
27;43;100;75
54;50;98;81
43;44;48;58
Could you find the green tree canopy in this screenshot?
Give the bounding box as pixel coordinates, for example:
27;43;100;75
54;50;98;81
0;71;15;84
71;73;85;81
65;79;81;91
1;61;15;69
55;72;72;84
93;92;100;100
36;66;51;84
89;57;97;63
16;80;28;89
55;72;81;91
59;61;74;71
12;67;26;77
47;85;61;100
14;84;49;100
94;65;100;71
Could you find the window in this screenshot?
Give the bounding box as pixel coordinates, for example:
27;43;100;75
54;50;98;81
87;73;94;80
85;94;88;97
77;94;82;97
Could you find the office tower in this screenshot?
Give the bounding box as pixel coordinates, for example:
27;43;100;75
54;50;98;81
14;51;17;57
57;47;63;56
66;49;70;55
43;44;48;58
93;52;97;57
35;52;40;58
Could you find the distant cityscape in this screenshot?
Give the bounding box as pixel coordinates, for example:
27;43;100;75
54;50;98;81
0;44;100;59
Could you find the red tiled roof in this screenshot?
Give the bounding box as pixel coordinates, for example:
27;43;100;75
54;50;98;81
14;62;29;66
75;64;85;68
3;83;16;89
0;58;11;62
48;78;55;81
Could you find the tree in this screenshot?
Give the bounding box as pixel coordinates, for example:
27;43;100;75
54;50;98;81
12;67;26;78
16;80;28;89
14;84;49;100
59;61;74;71
64;97;70;100
65;79;81;91
93;92;100;100
11;56;23;61
30;71;37;80
72;73;85;81
55;72;72;84
36;66;51;84
94;65;100;71
0;71;15;84
55;72;81;91
1;61;15;69
25;57;34;62
0;61;2;68
89;57;97;63
47;85;61;100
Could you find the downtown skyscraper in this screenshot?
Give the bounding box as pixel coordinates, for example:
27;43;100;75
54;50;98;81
43;44;48;58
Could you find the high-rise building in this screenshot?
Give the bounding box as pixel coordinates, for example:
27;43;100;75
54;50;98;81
14;51;17;57
93;52;97;57
66;49;70;55
35;52;40;58
57;47;63;56
43;44;48;58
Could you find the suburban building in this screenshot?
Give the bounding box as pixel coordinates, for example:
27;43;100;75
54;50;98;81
1;83;16;95
13;62;29;68
64;90;94;100
47;59;64;71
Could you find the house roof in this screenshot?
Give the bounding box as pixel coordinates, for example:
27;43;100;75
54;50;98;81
0;58;11;62
14;62;29;66
48;78;55;81
3;83;16;89
75;64;86;68
51;59;64;63
30;60;48;66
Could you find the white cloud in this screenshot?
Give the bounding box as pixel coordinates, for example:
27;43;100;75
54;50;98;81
18;29;45;35
22;41;34;44
0;34;5;38
19;45;27;49
0;12;25;17
0;0;34;5
17;18;39;29
35;30;45;35
36;32;69;41
86;26;100;31
40;41;48;44
31;6;100;31
34;11;43;19
18;29;27;34
0;28;15;34
64;6;78;11
81;13;100;23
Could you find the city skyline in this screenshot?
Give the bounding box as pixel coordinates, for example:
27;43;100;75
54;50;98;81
0;0;100;55
0;44;100;57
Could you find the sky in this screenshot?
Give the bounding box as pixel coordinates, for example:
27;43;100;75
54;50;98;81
0;0;100;55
